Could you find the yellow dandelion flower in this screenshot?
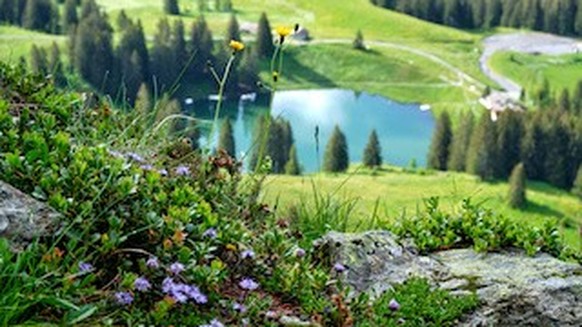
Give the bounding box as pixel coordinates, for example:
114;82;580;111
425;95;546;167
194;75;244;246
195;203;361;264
229;40;245;52
276;26;292;38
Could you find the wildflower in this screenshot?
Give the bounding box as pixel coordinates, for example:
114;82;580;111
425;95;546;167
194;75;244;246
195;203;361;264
162;277;175;294
158;168;169;176
233;302;247;313
140;164;154;171
229;40;245;52
239;277;259;291
203;228;217;239
242;318;250;326
389;298;400;311
333;263;347;273
146;256;159;269
241;249;255;259
200;319;225;327
162;277;207;304
276;26;293;43
134;276;151;292
170;262;185;275
265;310;278;319
184;285;208;304
226;243;237;251
78;262;94;273
175;165;190;176
163;238;173;249
114;291;134;305
126;152;145;163
295;248;306;258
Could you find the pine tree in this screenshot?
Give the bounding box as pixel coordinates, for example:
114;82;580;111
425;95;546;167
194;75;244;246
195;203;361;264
226;14;241;42
151;18;176;91
117;19;150;104
448;111;474;172
544;118;571;188
48;42;66;86
559;88;571;112
573;80;582;114
323;125;349;173
189;15;214;76
353;29;366;50
363;129;382;168
80;0;98;19
63;0;78;32
23;0;58;33
427;111;452;171
218;119;236;157
255;12;274;58
467;113;498;180
508;163;527;208
496;111;523;178
30;45;48;75
116;10;131;31
285;144;301;175
238;48;259;88
576;2;582;35
171;19;187;74
163;0;180;15
572;165;582;199
521;114;546;180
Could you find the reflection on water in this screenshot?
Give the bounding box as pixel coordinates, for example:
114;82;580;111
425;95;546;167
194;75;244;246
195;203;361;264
186;89;435;172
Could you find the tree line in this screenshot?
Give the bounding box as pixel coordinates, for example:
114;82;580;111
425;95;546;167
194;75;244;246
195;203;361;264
371;0;582;36
427;84;582;192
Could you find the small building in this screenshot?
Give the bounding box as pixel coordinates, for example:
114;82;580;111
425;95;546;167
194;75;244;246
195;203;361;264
479;91;525;121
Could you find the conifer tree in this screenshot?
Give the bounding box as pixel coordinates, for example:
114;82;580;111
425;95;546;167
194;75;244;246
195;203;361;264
559;88;571;112
323;125;349;173
48;42;66;86
226;14;241;41
80;0;98;20
63;0;78;32
117;19;149;104
116;10;130;31
544;119;570;188
427;111;452;171
285;144;301;175
23;0;59;33
238;48;259;88
189;15;214;76
496;111;523;178
256;12;274;58
508;163;527;208
30;45;48;75
448;111;474;172
353;29;366;50
363;129;382;168
467;113;498;180
151;18;176;91
521;114;546;180
171;19;187;73
573;80;582;114
163;0;180;15
572;165;582;200
218;119;236;157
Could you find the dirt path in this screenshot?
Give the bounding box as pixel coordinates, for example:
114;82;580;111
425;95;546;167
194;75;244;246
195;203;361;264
480;32;580;99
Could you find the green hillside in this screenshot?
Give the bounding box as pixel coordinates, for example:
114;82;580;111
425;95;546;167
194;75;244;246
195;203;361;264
262;168;582;247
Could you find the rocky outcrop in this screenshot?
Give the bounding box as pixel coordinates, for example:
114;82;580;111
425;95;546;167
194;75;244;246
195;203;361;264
316;231;582;327
0;181;60;250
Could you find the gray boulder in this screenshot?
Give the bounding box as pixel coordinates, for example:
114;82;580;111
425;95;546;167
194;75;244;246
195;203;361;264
0;181;60;250
316;231;582;327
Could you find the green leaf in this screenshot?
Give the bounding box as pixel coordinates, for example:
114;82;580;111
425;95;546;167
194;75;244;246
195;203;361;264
66;305;98;324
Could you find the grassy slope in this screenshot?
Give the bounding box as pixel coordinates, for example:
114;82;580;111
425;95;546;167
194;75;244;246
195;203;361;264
261;168;582;247
489;51;582;94
0;26;66;63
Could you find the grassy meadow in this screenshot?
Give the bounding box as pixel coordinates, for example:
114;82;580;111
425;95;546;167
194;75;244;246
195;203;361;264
261;167;582;248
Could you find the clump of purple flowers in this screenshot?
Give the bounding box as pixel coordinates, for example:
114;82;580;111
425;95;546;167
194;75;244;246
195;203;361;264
203;228;217;239
146;256;159;269
175;165;190;176
78;262;94;273
126;152;145;163
333;263;347;273
114;291;134;305
199;319;224;327
134;276;151;292
389;298;400;311
162;277;207;304
239;277;259;291
233;302;247;313
241;249;255;259
140;164;154;171
170;262;185;275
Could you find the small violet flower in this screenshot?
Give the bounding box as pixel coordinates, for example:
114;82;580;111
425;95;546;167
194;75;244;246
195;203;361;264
233;302;247;313
140;164;154;171
114;291;134;305
241;249;255;259
199;319;224;327
146;256;159;269
239;277;259;291
78;262;94;273
203;228;217;239
126;152;145;163
389;298;401;311
175;165;190;176
162;277;207;304
158;168;169;176
333;263;347;273
170;262;185;275
295;248;306;258
134;276;151;292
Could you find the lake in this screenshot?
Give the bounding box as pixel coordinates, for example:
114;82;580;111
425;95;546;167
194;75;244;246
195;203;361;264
186;89;435;172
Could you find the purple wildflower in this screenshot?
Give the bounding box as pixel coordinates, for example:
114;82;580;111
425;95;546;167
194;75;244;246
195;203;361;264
233;302;247;313
389;298;400;311
184;285;208;304
333;263;347;273
175;165;190;176
203;228;217;239
162;277;207;304
162;277;175;293
140;164;154;171
114;291;134;305
158;168;169;176
126;152;145;163
170;262;185;275
239;277;259;291
241;249;255;259
146;256;159;269
78;262;94;273
199;319;225;327
295;248;306;258
134;276;151;292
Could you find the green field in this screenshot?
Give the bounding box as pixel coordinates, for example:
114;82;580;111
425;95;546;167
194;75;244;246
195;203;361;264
490;51;582;94
261;168;582;247
0;26;66;63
